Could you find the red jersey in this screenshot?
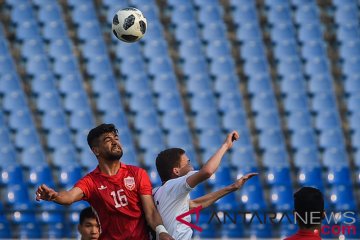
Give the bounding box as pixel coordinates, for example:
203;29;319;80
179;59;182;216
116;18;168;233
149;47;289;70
75;163;152;240
284;229;322;240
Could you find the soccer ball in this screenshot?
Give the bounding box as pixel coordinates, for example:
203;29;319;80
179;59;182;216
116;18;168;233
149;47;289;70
112;7;147;43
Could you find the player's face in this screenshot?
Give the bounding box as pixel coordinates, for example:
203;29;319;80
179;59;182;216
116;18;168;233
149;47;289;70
98;132;123;161
78;218;100;240
177;154;193;177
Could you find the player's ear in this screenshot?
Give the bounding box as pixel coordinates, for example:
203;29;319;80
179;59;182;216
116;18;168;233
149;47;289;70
172;167;180;177
91;146;100;157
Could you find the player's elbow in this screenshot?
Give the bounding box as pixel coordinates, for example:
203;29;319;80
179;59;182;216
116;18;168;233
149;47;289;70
199;168;213;180
189;200;198;210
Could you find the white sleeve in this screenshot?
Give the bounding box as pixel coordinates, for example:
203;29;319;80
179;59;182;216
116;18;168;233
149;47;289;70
164;171;197;197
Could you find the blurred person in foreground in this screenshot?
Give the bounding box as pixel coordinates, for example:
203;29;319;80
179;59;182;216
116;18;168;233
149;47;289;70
153;131;258;239
284;186;324;240
36;123;174;240
78;207;99;240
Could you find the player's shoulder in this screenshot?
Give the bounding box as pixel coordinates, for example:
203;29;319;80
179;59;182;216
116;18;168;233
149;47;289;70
125;164;147;175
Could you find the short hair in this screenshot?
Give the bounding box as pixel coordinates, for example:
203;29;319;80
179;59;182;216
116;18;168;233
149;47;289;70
294;187;324;228
79;207;97;225
87;123;118;148
156;148;185;182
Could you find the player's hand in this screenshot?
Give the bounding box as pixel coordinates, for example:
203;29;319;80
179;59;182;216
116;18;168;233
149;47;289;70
232;173;258;190
223;130;240;150
35;184;59;201
159;232;175;240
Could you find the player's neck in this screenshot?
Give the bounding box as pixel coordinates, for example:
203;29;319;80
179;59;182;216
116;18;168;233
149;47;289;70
98;160;121;176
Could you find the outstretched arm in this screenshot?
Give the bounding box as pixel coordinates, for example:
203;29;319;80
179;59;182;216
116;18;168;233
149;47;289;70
186;131;240;188
36;184;84;205
189;173;258;209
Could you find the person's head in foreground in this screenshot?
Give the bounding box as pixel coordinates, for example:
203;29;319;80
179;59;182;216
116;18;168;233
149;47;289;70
156;148;194;183
294;186;324;230
78;207;100;240
87;123;123;161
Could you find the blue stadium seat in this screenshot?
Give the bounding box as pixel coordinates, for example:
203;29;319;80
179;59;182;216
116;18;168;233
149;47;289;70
80;148;98;170
178;39;203;59
58;73;84;95
294;4;319;26
258;128;285;150
247;73;273;95
21;38;46;59
31;71;57;95
222;109;248;132
189;90;217;113
28;165;54;187
244;58;269;79
101;108;128;130
42;20;69;42
0;72;22;95
270;185;293;211
17;222;41;239
277;56;303;77
57;165;82;187
266;166;291;186
0;217;11;238
323;147;349;168
270;23;296;43
343;58;360;78
291;128;317;150
254;110;281;132
284;92;308;112
344;75;360;95
134;109;161;132
240;185;266;211
230;146;257;168
128;91;156;113
185;74;212;96
8;108;34;131
273;40;298;60
198;129;223;151
251;92;277;114
38;3;63;23
308;73;334;94
152;73;179;95
36;90;63;113
0;145;18;169
315;110;341;132
347;93;360;114
15;127;41;150
143;39;169;60
0;164;24;185
10;3;35;25
220;223;244;238
210;57;237;80
297;166;324;190
64;91;91;113
182;56;208;78
87;55;114;78
15;20;42;42
311;92;338;113
236;22;263;42
301;40;327;60
329;185;356;210
287;110;312;132
48;38;73;60
294;147;320;168
305;57;330;78
162;110;187;132
267;4;292;25
206;39;232;60
3;90;29;113
41;109;67;131
167;127;193;147
298;22;322;42
194;110;222;132
5;184;31;205
262;147;290;168
337;23;360;43
21;145;47;168
47;127;73;150
326;166;351;186
52;145;79;168
138;128;165;151
69;109;95;132
334;5;359;25
0;126;13;146
319;129;345;149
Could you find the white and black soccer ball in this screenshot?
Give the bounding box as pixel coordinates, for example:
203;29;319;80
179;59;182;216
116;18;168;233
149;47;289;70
112;7;147;43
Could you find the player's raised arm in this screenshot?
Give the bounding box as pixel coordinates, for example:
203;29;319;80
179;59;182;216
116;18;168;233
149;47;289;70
140;195;174;240
189;173;258;209
36;184;84;205
186;131;239;188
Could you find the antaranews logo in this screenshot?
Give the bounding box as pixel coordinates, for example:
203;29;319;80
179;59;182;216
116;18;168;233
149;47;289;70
176;208;358;238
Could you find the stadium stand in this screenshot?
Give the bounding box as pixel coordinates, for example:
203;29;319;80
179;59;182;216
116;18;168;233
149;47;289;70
0;0;358;238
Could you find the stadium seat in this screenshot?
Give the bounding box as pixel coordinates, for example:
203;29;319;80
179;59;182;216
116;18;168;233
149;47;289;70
297;166;324;190
294;147;321;168
266;166;291;186
326;166;351;186
21;145;47;168
262;147;290;168
270;185;293;211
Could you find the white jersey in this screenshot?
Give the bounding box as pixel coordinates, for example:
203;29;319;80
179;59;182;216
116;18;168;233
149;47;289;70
152;171;197;240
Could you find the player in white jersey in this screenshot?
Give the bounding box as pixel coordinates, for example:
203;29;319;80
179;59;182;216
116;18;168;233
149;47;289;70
153;131;257;240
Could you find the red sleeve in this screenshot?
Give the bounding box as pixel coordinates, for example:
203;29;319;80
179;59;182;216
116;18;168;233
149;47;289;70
74;174;93;201
138;168;152;195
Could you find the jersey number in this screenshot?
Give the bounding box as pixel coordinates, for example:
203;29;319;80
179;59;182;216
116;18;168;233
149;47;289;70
110;189;128;208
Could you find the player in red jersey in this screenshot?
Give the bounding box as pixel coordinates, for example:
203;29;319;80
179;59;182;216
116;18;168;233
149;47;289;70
36;123;174;240
284;187;324;240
